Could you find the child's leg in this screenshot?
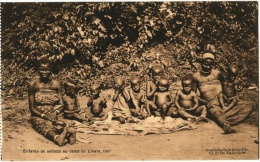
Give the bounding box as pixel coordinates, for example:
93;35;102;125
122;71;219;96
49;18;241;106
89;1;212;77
160;104;169;120
112;107;126;124
129;108;141;116
98;111;108;121
146;100;161;117
178;109;197;119
194;105;207;118
73;113;89;123
167;106;178;118
67;126;76;145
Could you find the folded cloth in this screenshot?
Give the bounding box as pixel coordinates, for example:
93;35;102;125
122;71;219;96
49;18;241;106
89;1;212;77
223;101;253;125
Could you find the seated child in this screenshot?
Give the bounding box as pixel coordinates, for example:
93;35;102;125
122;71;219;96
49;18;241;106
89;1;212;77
219;64;239;113
175;74;207;121
146;65;164;117
124;76;148;119
87;83;108;121
151;76;178;121
112;76;136;124
63;82;92;124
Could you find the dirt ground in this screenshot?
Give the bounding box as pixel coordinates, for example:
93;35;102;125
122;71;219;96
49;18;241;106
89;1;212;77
1;89;259;160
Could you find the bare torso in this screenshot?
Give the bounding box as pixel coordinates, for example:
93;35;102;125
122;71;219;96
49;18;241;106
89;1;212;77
63;95;78;111
154;92;171;106
222;81;236;98
177;90;196;109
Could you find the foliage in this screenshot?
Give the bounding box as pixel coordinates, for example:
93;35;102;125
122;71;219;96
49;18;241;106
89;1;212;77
1;2;258;98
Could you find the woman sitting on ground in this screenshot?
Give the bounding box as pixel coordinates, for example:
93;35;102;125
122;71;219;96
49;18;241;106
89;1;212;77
28;58;76;146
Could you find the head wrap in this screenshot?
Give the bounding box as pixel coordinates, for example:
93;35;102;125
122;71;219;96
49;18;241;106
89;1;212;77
202;53;215;60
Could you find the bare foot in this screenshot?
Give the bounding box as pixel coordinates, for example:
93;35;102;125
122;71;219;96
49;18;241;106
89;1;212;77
223;124;237;134
126;117;137;123
118;116;125;124
67;127;76;145
198;116;208;122
54;128;68;147
100;114;108;121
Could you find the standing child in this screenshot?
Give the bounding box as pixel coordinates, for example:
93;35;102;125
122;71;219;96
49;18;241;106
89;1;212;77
87;83;108;121
175;74;207;121
146;65;164;116
112;76;136;124
152;76;178;121
218;64;239;112
63;82;92;124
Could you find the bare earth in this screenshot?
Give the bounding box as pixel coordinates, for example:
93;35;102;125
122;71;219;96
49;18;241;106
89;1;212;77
2;118;259;160
2;91;259;161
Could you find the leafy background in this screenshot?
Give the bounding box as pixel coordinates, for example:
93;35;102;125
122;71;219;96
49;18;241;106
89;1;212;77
1;2;258;98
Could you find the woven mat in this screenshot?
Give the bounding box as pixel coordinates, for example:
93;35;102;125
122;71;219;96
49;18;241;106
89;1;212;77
74;115;196;141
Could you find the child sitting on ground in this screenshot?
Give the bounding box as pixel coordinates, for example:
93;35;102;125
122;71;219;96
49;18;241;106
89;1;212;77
87;83;108;121
175;74;207;121
151;76;178;121
63;82;92;124
219;64;239;113
124;76;148;119
112;76;136;124
146;65;164;117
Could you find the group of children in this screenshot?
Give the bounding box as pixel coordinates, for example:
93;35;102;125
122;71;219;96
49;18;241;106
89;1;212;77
61;60;240;126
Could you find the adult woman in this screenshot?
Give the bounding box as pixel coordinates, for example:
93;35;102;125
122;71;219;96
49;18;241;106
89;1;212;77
193;53;236;133
28;58;74;146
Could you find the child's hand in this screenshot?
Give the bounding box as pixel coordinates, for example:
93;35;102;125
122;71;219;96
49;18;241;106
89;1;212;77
47;111;58;121
223;106;228;110
206;102;213;109
136;106;141;113
186;106;197;111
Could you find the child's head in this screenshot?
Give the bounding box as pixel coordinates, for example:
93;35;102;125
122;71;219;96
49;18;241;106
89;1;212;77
130;76;141;92
64;82;77;96
151;65;164;82
181;74;193;93
157;76;170;92
114;76;125;89
90;83;101;97
227;64;238;82
201;53;215;73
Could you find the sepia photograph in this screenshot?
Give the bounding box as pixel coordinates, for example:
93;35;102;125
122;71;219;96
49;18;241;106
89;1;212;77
1;1;259;160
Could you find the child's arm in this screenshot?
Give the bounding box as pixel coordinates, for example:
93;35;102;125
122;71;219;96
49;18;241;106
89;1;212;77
112;89;120;102
101;97;107;108
226;97;238;110
86;97;92;108
218;93;226;109
76;96;81;110
141;93;151;116
129;89;140;112
174;90;183;111
122;86;131;101
165;92;174;107
146;81;157;99
187;92;199;111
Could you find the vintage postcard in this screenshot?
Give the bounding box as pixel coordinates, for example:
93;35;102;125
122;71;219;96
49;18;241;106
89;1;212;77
1;1;259;161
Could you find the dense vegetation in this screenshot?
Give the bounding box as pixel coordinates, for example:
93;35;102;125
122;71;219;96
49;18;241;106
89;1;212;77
1;2;258;98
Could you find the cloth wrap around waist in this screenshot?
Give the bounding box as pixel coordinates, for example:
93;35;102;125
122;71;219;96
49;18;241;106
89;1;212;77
31;89;63;136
